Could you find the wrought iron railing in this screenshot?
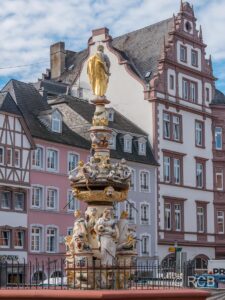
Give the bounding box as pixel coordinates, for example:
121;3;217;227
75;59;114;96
0;258;202;290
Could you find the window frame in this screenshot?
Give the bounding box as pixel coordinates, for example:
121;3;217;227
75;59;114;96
164;198;185;232
191;49;198;67
195;120;205;148
129;168;136;191
32;146;44;169
217;211;224;234
14;192;25;211
215;127;222;150
14;229;25;249
1;191;11;210
140;203;150;225
139;170;151;193
195;158;206;189
140;234;151;256
51;110;62;133
180;45;187;62
46;187;58;211
125;201;136;224
215;170;224;191
196;205;206;233
31;185;43;209
30;226;42;252
124;136;132;153
0;229;11;248
46;227;58;253
163;111;182;143
182;78;198;103
68;152;79;173
46;148;59;172
163;151;184;185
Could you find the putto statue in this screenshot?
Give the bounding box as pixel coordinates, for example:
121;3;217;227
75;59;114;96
87;45;110;97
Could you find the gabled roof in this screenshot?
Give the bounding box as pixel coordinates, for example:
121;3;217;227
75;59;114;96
52;95;147;136
51;95;157;165
2;79;90;150
211;89;225;105
0;91;23;116
58;18;173;84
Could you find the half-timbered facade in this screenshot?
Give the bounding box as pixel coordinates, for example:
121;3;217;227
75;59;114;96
0;91;34;275
46;1;217;264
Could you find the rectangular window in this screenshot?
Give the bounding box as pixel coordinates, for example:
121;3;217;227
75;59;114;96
47;228;57;253
141;204;149;224
172;115;181;141
124;139;132;153
14;149;20;167
67;190;80;211
174;158;181;184
163;113;171;139
182;79;189;100
164;203;171;230
215;127;222;150
125;202;135;223
174;204;181;231
190;82;197;102
14;192;25;211
6;148;12;165
0;230;10;248
140;171;150;192
191;50;198;67
32;147;43;168
141;236;149;255
1;191;11;209
197;207;205;233
47;149;58;171
180;45;187;62
31;227;41;252
14;230;24;248
169;75;174;90
47;189;57;210
195;121;204;147
130;170;135;190
32;187;42;208
217;211;224;234
163;156;171;182
196;162;204;188
68;153;79;172
216;172;223;190
0;147;4;164
138;142;146;155
205;87;210;102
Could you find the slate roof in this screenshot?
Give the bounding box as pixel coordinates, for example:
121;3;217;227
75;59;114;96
2;79;90;150
211;89;225;105
51;95;158;165
58;18;173;83
0;91;23;116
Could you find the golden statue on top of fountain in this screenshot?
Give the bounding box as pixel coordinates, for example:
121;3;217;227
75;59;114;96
87;45;110;97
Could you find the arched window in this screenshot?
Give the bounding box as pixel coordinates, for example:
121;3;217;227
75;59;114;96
51;110;62;133
193;255;208;270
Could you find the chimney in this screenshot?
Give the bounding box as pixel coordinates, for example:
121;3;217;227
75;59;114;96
50;42;65;79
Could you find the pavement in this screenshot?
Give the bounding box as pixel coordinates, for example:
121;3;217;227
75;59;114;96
206;289;225;299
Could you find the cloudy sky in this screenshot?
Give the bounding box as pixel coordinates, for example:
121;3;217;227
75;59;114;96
0;0;225;92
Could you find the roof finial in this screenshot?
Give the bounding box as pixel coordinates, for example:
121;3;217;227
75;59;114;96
180;0;183;12
199;25;203;41
209;54;212;68
173;13;176;30
161;36;166;59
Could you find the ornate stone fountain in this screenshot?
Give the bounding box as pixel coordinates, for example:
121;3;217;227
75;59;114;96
65;44;137;289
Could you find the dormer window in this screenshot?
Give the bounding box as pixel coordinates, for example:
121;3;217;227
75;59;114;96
52;110;62;133
138;138;146;155
108;109;115;122
124;134;132;153
109;132;117;150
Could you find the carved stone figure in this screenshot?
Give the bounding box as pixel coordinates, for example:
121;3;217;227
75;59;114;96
87;45;110;97
94;208;119;265
117;211;136;251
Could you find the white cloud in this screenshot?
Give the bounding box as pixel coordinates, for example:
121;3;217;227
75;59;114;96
0;0;224;90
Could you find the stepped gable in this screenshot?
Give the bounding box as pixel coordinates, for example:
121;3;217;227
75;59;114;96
51;95;157;165
2;79;90;149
